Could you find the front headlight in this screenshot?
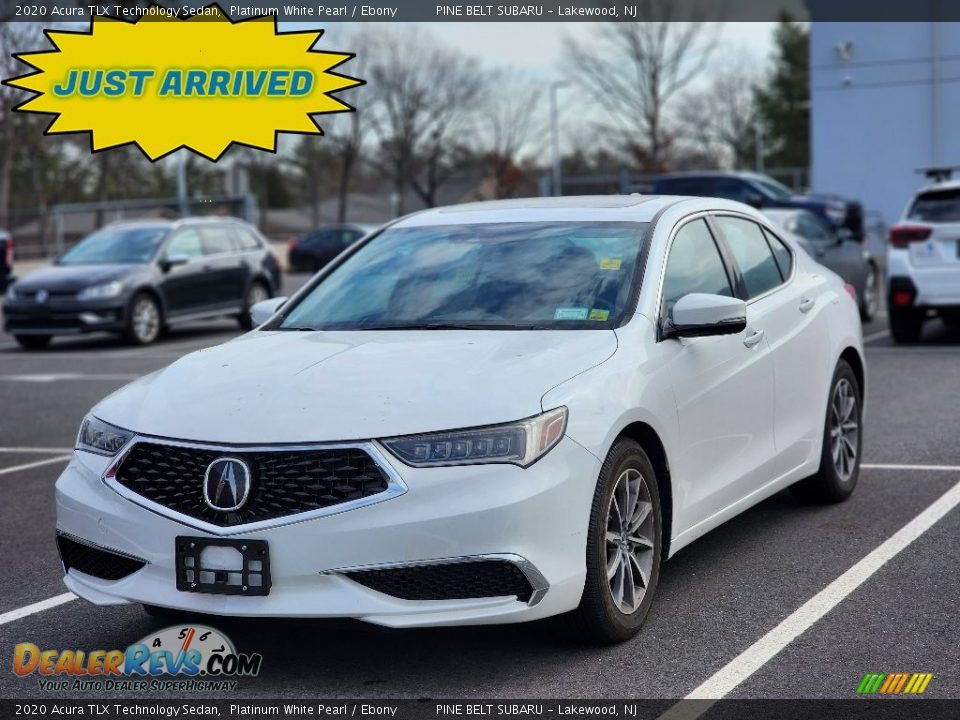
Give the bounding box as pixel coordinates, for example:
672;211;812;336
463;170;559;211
76;415;133;456
4;284;17;301
381;407;567;468
77;281;123;301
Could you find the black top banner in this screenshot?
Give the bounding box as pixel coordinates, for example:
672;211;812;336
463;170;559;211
2;0;960;22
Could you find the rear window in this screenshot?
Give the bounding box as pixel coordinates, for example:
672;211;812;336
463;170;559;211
908;188;960;222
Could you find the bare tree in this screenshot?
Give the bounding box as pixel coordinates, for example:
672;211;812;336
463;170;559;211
676;53;761;169
567;8;718;171
366;26;484;212
472;70;544;199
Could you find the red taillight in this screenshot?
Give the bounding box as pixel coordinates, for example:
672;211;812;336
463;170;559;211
3;237;12;267
889;225;932;248
843;283;857;301
892;290;915;307
288;240;298;252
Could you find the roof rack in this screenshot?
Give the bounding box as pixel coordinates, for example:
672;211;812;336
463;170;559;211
916;166;960;183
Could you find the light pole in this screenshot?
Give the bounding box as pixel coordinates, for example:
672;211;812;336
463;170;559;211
550;81;569;197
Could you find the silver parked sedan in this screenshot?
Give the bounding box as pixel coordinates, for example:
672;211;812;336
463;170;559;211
763;208;880;321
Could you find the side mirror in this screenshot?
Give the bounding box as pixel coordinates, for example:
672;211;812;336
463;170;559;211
250;296;287;327
745;192;764;209
160;253;190;272
666;293;747;338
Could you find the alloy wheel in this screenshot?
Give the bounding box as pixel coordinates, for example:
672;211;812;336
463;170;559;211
830;378;859;482
132;297;160;344
862;266;879;317
248;282;269;308
604;467;656;615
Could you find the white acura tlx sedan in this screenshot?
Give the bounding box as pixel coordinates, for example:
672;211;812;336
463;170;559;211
56;196;865;642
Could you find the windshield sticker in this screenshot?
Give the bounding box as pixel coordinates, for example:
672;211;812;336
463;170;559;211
589;309;610;321
554;308;589;321
599;258;622;271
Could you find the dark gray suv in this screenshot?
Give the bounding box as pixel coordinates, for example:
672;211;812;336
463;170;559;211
2;218;281;349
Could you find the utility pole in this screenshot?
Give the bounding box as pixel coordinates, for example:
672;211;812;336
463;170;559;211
176;151;189;217
550;81;569;197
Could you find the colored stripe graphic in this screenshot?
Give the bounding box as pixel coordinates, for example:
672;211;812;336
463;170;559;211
858;672;933;694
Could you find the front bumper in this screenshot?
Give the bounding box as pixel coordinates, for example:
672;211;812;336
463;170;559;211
3;298;126;336
55;437;600;627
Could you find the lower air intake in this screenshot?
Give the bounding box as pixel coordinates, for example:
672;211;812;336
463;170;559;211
56;534;146;581
345;560;533;603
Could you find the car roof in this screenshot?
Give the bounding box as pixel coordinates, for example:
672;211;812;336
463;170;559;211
916;179;960;194
105;216;252;230
655;170;770;182
393;195;700;227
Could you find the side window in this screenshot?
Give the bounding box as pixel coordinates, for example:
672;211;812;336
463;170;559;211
234;227;262;251
201;227;237;255
711;179;752;203
662;219;733;315
164;229;203;259
715;216;784;298
763;228;793;279
794;214;830;242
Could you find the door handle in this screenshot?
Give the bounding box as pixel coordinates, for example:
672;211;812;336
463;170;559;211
743;329;765;348
799;296;815;313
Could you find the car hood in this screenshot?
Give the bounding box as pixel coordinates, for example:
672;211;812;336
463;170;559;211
14;264;135;292
93;329;619;443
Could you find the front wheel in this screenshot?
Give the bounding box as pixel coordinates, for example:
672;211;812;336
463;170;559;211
790;360;862;504
565;438;662;644
123;293;162;346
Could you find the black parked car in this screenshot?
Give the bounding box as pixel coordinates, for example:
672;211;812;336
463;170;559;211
652;171;864;239
0;230;12;291
287;224;376;272
2;218;281;349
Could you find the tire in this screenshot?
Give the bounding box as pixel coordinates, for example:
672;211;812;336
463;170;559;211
14;334;52;350
889;305;923;344
858;264;879;322
790;360;862;504
565;438;663;644
123;293;162;346
238;280;271;330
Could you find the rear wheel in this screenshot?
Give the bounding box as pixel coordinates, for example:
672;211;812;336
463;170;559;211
123;293;162;346
859;264;879;322
238;280;270;330
565;438;662;644
889;305;923;344
14;334;52;350
790;360;862;504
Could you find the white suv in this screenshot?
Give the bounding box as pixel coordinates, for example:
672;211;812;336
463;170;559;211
887;175;960;342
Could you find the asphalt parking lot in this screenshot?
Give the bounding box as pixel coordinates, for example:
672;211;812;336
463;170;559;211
0;277;957;703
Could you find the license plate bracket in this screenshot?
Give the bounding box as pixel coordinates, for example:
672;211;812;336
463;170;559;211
175;536;271;596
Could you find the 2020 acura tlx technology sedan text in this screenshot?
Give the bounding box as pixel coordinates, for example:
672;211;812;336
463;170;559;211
55;196;865;642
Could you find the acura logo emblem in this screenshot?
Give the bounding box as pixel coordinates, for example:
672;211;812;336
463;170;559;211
203;458;251;512
35;289;48;303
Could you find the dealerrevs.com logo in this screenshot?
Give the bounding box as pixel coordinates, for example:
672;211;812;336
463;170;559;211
13;625;262;692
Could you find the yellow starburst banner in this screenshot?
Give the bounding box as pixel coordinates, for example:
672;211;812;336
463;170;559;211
4;4;363;161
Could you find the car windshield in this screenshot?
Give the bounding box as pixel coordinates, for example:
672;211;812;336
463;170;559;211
908;188;960;222
280;221;648;331
57;226;168;265
752;177;793;199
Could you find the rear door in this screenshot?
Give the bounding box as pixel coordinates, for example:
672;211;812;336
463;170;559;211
200;225;247;308
714;214;832;477
660;217;777;528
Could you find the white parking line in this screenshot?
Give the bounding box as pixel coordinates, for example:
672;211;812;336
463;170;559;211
864;462;960;472
0;446;73;454
0;455;72;476
660;470;960;718
0;373;140;383
0;593;76;627
863;329;890;343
